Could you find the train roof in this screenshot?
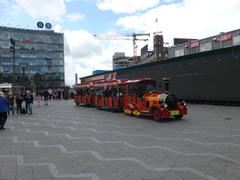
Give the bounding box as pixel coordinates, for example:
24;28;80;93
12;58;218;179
75;79;127;88
74;82;93;88
93;79;127;86
125;78;154;84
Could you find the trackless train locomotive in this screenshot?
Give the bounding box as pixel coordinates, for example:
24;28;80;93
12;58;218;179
74;78;187;121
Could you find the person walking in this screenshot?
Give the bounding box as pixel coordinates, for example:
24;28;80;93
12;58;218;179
7;93;15;115
48;88;53;100
0;92;9;130
36;90;42;105
25;91;33;114
16;93;23;114
22;92;27;112
43;89;49;105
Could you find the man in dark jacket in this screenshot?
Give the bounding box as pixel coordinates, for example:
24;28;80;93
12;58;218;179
0;92;9;130
43;89;49;105
16;92;23;114
25;90;33;114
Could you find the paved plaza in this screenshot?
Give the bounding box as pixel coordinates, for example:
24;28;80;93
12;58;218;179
0;100;240;180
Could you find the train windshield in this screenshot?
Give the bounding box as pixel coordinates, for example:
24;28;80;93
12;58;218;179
138;80;156;97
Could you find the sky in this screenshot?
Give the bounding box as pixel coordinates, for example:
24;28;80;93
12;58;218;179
0;0;240;85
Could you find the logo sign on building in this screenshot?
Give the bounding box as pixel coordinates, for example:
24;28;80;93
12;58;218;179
220;34;232;42
37;21;44;28
174;38;197;45
45;23;52;29
190;41;200;48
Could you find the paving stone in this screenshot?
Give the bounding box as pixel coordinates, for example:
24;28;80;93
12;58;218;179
0;101;240;179
16;166;33;179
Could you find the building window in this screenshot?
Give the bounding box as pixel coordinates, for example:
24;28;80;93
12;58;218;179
233;35;240;46
190;47;199;54
200;42;212;52
222;40;232;48
174;49;184;57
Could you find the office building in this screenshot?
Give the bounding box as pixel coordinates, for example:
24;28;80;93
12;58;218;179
0;26;64;91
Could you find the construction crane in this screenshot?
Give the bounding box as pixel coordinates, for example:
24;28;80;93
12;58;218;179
94;32;150;57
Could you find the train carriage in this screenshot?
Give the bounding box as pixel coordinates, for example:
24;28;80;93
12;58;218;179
74;82;93;106
93;79;127;111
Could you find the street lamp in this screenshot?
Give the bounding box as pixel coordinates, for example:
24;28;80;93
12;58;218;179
10;38;16;83
0;48;3;83
19;63;28;88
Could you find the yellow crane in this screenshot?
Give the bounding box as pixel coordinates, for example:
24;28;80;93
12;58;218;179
94;32;150;57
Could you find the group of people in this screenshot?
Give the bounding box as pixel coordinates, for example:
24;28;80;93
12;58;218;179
0;88;70;130
35;88;67;105
36;88;65;102
8;91;34;115
0;90;33;130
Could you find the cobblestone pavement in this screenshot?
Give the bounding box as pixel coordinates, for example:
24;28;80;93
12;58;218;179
1;100;240;180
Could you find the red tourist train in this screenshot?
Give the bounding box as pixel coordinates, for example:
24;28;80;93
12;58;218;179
74;78;187;121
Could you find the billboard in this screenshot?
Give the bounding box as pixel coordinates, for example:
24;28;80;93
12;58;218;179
174;38;197;45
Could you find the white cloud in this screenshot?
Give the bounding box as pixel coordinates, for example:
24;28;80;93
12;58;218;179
64;29;103;58
116;0;240;45
97;0;160;14
55;25;134;85
54;24;63;33
59;28;105;85
15;0;66;21
67;13;85;21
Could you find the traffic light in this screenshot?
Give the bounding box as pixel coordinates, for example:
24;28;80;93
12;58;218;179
10;38;16;52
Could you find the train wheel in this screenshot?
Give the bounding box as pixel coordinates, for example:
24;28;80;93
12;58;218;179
75;102;80;106
152;109;161;121
174;115;183;120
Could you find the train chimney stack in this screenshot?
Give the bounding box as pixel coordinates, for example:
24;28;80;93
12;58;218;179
163;77;170;94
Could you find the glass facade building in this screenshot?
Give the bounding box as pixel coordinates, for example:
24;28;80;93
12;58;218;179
0;26;64;91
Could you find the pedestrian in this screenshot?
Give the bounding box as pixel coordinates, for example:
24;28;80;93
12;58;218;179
36;90;42;105
25;90;33;114
16;93;23;114
0;92;9;130
7;93;15;115
43;89;49;105
23;92;27;111
53;89;57;100
48;88;53;100
57;88;61;99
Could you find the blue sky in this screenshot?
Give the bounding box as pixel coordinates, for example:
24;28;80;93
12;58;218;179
1;0;240;85
0;0;162;33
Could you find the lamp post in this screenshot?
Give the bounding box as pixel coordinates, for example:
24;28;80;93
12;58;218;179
20;63;28;88
10;38;16;83
0;48;3;83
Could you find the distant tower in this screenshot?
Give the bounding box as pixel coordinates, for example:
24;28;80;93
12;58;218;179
75;73;78;85
154;34;164;61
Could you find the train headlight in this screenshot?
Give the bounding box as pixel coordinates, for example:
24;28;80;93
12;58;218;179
182;101;187;106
